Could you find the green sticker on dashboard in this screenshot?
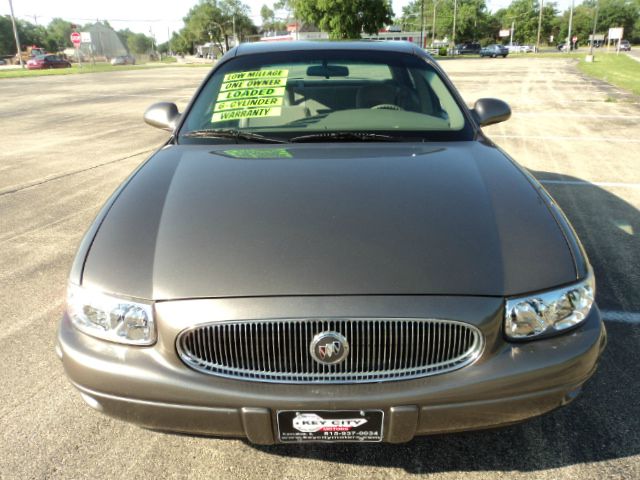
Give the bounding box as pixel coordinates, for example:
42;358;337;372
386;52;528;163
222;148;293;159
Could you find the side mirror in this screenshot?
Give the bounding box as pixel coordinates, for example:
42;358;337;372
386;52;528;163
144;102;180;131
471;98;511;127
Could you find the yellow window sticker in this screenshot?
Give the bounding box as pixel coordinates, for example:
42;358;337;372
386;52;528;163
222;69;288;82
216;87;286;102
212;107;282;123
212;69;289;123
221;77;287;92
215;97;283;112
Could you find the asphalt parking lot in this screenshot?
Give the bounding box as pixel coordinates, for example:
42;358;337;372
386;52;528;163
0;57;638;479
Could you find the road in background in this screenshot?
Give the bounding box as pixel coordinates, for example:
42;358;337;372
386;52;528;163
0;58;638;479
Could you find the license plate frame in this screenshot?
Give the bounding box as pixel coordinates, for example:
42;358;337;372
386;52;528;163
276;410;384;443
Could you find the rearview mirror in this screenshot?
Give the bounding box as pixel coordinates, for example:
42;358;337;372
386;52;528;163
144;102;180;131
471;98;511;127
306;65;349;78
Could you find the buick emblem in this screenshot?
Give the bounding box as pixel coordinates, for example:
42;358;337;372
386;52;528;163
310;331;349;366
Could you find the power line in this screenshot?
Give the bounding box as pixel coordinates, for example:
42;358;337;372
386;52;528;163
14;13;183;23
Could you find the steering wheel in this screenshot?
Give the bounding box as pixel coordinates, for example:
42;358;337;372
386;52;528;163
371;104;402;110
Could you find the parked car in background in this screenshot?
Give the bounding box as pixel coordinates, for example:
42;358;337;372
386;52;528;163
455;42;481;55
26;54;72;70
111;55;136;66
619;40;631;51
480;44;509;58
57;40;605;445
557;43;578;51
506;43;533;53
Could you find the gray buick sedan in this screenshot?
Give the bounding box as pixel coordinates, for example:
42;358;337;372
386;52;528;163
57;41;606;444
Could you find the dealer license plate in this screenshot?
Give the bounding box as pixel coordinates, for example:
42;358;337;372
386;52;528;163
277;410;384;443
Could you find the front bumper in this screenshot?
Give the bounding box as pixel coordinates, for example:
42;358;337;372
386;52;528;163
57;295;606;444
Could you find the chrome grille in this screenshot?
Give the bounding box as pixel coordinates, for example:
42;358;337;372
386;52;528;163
176;318;483;384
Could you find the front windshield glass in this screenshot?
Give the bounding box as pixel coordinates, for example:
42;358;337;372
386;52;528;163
179;49;473;143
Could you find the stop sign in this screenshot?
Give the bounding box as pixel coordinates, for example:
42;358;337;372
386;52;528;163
71;32;81;47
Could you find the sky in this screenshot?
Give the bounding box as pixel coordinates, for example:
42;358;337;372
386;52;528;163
1;0;578;44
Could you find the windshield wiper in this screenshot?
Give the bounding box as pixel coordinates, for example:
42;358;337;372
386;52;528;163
181;129;287;144
289;132;401;143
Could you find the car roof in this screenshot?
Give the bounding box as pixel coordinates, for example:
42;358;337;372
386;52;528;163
234;40;421;57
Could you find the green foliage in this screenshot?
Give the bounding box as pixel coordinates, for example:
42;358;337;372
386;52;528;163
398;0;494;45
261;4;287;32
0;16;15;54
127;33;153;54
45;18;73;51
169;31;190;54
0;16;150;56
497;0;557;44
292;0;394;39
565;0;639;44
177;0;257;53
261;4;275;24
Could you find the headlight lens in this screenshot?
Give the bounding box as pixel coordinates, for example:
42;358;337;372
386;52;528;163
66;284;156;345
505;271;595;340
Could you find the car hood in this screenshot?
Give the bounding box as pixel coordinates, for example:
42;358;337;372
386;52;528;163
82;142;576;300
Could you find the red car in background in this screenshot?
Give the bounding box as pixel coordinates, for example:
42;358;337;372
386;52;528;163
27;54;72;70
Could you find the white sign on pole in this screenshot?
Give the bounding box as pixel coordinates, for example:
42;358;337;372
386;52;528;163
608;27;623;40
499;29;510;38
80;32;92;43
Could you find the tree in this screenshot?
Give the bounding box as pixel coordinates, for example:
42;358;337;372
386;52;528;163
261;4;275;25
15;19;47;48
398;0;494;45
179;0;257;53
292;0;394;39
260;4;287;33
117;28;135;52
127;32;152;54
45;18;73;51
0;15;15;54
555;0;638;45
499;0;556;44
586;0;638;41
169;31;190;54
455;0;491;41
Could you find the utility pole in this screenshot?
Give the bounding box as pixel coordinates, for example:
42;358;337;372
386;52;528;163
452;0;457;52
8;0;24;68
566;0;574;52
536;0;544;52
431;1;438;45
420;0;424;48
232;14;236;47
509;20;514;47
588;2;599;56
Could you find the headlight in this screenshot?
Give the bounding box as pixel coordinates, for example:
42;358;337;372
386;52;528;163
66;283;156;345
505;271;595;340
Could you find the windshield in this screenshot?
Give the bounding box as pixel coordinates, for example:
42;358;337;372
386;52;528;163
179;49;473;143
